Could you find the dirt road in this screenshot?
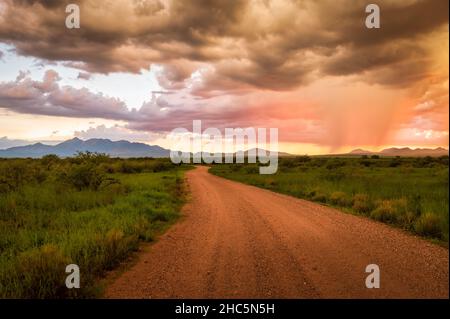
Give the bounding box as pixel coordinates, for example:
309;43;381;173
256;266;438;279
106;166;448;298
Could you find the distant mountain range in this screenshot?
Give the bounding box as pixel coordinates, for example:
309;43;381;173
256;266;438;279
348;147;448;157
0;138;170;158
0;137;447;158
0;138;289;159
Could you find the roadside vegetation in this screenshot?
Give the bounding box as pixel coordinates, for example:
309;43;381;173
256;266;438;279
210;155;449;243
0;153;189;298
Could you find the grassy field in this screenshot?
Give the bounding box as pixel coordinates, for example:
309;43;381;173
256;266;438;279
210;155;449;243
0;154;189;298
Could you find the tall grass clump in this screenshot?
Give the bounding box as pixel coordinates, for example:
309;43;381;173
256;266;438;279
414;213;445;239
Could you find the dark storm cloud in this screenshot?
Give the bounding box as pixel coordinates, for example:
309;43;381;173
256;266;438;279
0;0;448;91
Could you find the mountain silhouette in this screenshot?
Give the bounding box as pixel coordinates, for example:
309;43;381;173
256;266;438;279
0;138;170;158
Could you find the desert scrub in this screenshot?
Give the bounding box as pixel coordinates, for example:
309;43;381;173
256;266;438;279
370;200;398;223
0;156;189;298
414;213;445;239
352;194;373;214
330;191;351;207
311;192;327;203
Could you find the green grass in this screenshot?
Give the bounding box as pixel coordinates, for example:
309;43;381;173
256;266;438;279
209;156;449;243
0;155;190;298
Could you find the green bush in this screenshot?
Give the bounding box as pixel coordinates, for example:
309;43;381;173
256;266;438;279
312;192;327;203
330;191;351;207
414;213;444;239
352;194;373;214
66;164;105;190
370;200;397;223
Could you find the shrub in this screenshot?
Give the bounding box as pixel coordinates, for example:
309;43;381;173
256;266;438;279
392;198;415;226
399;211;417;229
326;160;345;170
389;159;401;167
359;159;372;167
352;193;372;214
370;198;412;224
312;192;327;203
74;151;110;165
310;158;328;167
330;191;351;207
151;161;173;172
41;154;60;168
307;189;316;198
370;200;397;223
151;212;170;222
414;213;444;239
392;198;408;214
280;158;297;168
67;164;105;190
438;155;449;165
118;161;141;173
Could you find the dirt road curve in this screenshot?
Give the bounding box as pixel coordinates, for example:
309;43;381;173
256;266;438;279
106;166;448;298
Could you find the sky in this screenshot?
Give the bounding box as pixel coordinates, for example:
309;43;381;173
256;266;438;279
0;0;448;154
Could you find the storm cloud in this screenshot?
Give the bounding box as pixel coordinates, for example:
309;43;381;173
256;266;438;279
0;0;447;91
